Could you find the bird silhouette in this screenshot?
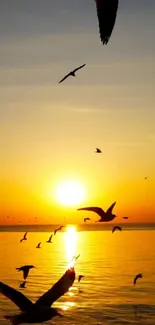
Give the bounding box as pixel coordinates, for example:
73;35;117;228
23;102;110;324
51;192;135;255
54;225;65;236
46;234;53;243
78;202;116;222
95;148;102;153
84;217;91;222
19;282;26;289
123;216;129;220
58;64;86;83
112;226;122;233
94;0;119;44
0;267;75;325
36;242;41;249
133;273;143;285
16;265;35;280
20;233;28;243
78;275;84;282
145;177;148;180
72;254;80;261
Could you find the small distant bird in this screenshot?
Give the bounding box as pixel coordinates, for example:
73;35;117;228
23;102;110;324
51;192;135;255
95;148;102;153
0;267;75;325
78;202;117;222
20;232;28;243
46;234;53;243
19;281;26;289
36;242;41;249
59;64;86;83
78;275;84;282
54;225;65;236
112;226;122;233
133;273;143;285
16;265;35;280
145;177;148;180
84;217;91;223
94;0;119;44
123;216;129;220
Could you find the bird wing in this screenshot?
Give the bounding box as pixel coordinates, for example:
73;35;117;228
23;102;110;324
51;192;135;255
24;232;27;239
106;202;116;214
94;0;119;44
0;282;33;312
50;235;53;240
77;207;104;217
73;64;86;73
23;268;29;279
35;267;75;307
59;73;71;83
134;276;138;285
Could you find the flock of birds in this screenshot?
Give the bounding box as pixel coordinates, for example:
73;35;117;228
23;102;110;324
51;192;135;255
0;0;149;324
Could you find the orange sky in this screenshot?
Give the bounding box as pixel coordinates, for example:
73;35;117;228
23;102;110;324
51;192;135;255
0;1;155;225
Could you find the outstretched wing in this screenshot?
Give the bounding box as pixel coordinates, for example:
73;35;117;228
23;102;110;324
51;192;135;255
23;269;29;279
77;207;104;217
59;72;71;83
73;64;86;73
106;202;116;214
95;0;119;44
35;267;75;307
0;282;33;312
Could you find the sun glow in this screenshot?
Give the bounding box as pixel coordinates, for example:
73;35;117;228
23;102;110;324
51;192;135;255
64;226;78;268
55;180;85;206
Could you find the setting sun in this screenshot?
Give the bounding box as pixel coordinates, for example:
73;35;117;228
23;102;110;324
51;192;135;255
55;180;85;206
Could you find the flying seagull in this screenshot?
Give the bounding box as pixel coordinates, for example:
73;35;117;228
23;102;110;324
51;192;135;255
0;267;75;325
94;0;119;44
36;242;41;249
19;282;26;289
133;273;143;285
58;64;86;83
54;225;65;236
95;148;102;153
78;275;84;283
20;232;28;243
78;202;117;222
123;216;128;220
46;234;53;243
112;226;122;233
84;217;91;222
16;265;35;280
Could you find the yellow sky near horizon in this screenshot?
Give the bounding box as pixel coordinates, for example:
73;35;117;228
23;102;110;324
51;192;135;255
0;1;155;225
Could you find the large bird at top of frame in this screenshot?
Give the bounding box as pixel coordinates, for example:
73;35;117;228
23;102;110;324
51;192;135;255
78;202;117;222
94;0;119;44
0;267;75;325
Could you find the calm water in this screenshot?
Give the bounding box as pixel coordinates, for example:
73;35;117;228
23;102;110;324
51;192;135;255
0;225;155;324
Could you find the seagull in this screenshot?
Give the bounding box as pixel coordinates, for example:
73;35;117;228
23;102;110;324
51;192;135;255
144;177;148;180
46;234;53;243
78;275;84;282
112;226;122;233
95;148;102;153
84;217;91;222
133;273;143;285
94;0;119;44
36;242;41;249
78;202;117;222
19;282;26;289
54;225;65;236
16;265;35;280
20;232;28;243
72;254;80;261
0;267;75;325
58;64;86;83
123;216;129;220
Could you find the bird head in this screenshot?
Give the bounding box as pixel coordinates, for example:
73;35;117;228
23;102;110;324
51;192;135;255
30;265;35;269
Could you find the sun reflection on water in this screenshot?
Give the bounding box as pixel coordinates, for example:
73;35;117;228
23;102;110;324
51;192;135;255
64;225;78;268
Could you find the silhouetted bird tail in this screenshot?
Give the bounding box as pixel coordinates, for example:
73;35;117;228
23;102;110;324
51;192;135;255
16;268;20;271
4;315;19;325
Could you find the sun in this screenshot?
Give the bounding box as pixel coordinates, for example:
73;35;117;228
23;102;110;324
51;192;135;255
55;180;85;206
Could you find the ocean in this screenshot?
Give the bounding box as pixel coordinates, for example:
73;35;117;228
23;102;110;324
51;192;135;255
0;224;155;324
